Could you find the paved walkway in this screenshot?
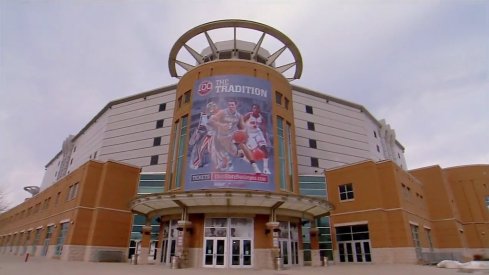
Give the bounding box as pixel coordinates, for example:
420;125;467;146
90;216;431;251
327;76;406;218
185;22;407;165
0;254;485;275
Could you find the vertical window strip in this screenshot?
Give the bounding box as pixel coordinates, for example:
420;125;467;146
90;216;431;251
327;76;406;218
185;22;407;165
169;120;180;189
286;122;294;192
174;116;188;189
277;117;286;190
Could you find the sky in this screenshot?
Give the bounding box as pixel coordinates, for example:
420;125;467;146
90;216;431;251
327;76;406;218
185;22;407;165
1;0;488;207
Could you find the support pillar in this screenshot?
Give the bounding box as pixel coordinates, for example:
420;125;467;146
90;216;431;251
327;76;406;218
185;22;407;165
310;221;321;267
175;220;192;268
139;218;152;265
266;221;281;269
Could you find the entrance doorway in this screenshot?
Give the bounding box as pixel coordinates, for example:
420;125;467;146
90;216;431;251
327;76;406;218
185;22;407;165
338;240;372;262
203;217;253;268
160;220;177;265
278;221;300;266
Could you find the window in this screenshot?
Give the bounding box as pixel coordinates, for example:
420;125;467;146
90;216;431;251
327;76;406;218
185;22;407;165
55;192;61;205
486;196;489;209
339;183;354;201
309;139;317;149
177;96;182;108
307;122;315;131
159;103;166;112
55;222;70;256
425;228;434;251
373;131;377;138
305;105;313;114
275;91;282;105
285;97;289;110
67;183;79;201
153;137;161;146
311;157;319;167
150;155;159;165
174;116;188;188
73;146;76;152
70;158;73;164
277;117;286;190
376;145;380;153
93;151;97;159
156;119;164;129
184;90;191;103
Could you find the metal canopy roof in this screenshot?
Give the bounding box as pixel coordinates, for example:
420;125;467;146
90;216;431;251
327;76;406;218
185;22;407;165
168;19;303;81
131;190;334;220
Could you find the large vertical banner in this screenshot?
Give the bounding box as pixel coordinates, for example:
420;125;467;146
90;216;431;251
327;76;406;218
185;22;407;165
185;75;274;191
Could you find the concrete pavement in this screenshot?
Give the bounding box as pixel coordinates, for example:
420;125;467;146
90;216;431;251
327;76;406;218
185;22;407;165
0;254;485;275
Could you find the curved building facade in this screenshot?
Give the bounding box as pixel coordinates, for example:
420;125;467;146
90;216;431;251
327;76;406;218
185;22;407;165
7;20;485;270
131;20;333;269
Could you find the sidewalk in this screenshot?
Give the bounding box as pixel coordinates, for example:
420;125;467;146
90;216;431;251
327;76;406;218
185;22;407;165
0;254;475;275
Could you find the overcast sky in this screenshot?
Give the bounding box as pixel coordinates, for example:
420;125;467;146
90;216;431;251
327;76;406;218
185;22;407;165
1;0;488;207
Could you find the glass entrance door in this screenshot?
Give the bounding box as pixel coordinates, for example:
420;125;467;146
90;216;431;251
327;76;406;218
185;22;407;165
338;241;372;262
204;238;226;267
230;239;252;267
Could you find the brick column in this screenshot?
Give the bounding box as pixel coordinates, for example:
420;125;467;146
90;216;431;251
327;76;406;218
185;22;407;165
175;220;192;268
266;221;281;269
310;223;321;267
138;218;152;265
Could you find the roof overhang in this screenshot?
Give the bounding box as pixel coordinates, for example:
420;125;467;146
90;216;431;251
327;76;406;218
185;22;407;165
131;190;334;221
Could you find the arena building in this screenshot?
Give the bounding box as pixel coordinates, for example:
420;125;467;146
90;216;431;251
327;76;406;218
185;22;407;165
0;20;487;269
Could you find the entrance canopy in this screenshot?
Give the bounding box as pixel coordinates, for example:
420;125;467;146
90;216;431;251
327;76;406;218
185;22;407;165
131;190;334;220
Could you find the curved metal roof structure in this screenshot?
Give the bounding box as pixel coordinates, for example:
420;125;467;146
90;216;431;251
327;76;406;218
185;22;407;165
131;190;333;220
168;19;303;81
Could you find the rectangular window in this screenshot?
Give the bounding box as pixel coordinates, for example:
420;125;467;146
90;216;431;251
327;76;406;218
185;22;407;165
376;145;380;152
277;117;286;190
159;103;167;112
177;96;182;108
184;90;191;103
55;222;70;256
311;157;319;167
339;183;354;201
275;91;283;105
309;139;317;149
425;228;434;251
410;224;420;249
153;137;162;146
305;105;313;114
156;119;164;129
150;155;159;165
93;151;97;159
486;196;489;209
67;183;79;201
174;116;188;189
285;97;289;110
307;122;315;131
286;122;294;192
373;131;377;138
55;192;61;205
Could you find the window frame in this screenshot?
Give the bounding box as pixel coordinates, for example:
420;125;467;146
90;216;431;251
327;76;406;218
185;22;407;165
339;183;354;201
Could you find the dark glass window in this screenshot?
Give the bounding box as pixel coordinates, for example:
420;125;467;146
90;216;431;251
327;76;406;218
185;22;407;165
150;155;159;165
153;137;161;146
305;105;313;114
159;103;166;112
373;130;377;138
376;145;380;152
156;119;164;129
284;97;289;110
184;90;191;103
275;92;282;105
307;122;315;131
339;183;354;200
311;157;319;167
309;139;317;149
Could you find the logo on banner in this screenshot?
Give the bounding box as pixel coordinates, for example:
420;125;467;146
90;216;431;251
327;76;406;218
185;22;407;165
198;80;213;96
